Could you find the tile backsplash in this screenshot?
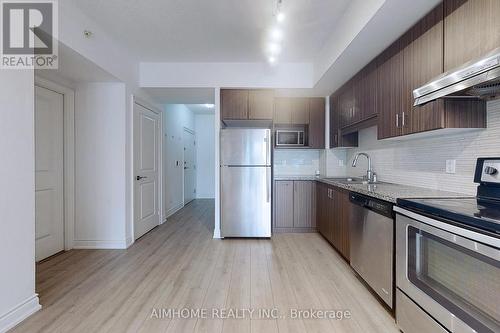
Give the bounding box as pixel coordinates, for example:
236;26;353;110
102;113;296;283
343;99;500;195
274;149;321;176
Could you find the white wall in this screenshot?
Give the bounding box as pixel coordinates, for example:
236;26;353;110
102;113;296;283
343;100;500;195
163;105;195;217
0;71;41;331
140;62;313;88
74;82;129;248
194;114;215;198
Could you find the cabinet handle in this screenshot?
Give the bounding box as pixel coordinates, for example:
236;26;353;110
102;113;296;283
402;111;406;128
395;113;400;128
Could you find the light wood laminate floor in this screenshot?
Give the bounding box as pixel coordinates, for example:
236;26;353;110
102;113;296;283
12;199;399;333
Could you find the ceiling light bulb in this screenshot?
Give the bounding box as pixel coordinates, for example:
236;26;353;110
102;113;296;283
269;56;276;64
276;12;285;23
271;28;283;41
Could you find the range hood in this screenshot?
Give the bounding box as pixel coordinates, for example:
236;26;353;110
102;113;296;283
413;47;500;106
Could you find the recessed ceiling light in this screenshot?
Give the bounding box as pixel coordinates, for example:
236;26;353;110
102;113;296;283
268;56;276;64
276;12;285;23
204;103;214;108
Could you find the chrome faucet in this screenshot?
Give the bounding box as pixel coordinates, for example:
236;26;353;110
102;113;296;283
352;152;376;183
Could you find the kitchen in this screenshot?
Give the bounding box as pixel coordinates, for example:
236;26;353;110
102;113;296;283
219;1;500;332
2;0;499;332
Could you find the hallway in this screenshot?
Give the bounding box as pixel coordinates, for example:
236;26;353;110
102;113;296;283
12;199;397;333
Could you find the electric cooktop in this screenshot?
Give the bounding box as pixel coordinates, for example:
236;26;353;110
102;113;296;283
397;157;500;237
397;197;500;236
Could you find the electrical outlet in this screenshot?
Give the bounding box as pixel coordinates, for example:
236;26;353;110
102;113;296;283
338;159;345;167
446;159;456;174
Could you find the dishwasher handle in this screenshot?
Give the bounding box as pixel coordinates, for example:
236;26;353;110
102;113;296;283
349;192;394;218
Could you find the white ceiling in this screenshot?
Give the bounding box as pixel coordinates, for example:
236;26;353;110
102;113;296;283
68;0;351;62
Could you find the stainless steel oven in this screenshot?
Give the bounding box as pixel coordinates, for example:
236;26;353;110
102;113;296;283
395;207;500;333
275;130;305;146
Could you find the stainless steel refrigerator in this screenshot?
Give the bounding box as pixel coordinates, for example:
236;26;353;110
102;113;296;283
220;128;271;237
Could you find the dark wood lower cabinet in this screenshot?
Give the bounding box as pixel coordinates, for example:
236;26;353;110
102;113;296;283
274;180;316;232
316;182;350;261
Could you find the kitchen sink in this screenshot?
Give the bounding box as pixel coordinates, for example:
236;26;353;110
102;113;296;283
323;177;380;185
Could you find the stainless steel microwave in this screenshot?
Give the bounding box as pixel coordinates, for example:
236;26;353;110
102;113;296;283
275;130;305;146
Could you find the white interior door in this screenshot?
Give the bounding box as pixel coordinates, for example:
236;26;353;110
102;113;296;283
134;103;160;239
183;129;196;204
35;86;64;261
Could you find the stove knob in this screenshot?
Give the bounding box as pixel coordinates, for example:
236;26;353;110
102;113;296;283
484;166;498;175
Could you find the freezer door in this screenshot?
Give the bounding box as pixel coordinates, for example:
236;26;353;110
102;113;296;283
221;166;271;237
220;129;271;166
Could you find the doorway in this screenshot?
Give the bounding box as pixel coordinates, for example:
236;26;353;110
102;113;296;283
183;128;196;205
133;101;162;240
34;78;75;262
35;86;64;261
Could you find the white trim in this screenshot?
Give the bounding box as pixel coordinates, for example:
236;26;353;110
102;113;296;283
165;202;184;219
182;127;196;206
132;97;163;241
213;88;222;239
72;239;131;249
0;295;41;333
34;77;76;251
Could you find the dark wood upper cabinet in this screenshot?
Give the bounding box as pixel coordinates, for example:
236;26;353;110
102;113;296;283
248;90;274;120
308;97;325;149
274;97;310;125
400;2;486;135
444;0;500;71
291;98;310;125
221;89;275;122
402;3;445;135
329;93;339;148
377;40;404;139
338;83;354;128
274;97;292;124
355;61;378;121
328;0;488;141
221;89;248;120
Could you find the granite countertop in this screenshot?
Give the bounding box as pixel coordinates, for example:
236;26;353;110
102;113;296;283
274;175;469;203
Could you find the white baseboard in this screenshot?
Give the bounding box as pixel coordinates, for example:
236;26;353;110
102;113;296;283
73;239;130;249
0;294;41;333
165;203;184;218
213;228;222;239
125;236;134;248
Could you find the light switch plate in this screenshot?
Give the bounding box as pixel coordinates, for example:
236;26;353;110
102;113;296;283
446;159;456;174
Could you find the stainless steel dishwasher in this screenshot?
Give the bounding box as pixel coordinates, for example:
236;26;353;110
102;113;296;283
349;192;394;308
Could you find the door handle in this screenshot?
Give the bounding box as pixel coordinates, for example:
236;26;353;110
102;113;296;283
136;176;147;181
266;168;271;203
265;129;271;165
395;114;400;128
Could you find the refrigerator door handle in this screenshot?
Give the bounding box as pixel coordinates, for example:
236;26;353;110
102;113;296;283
265;129;271;166
266;167;271;203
